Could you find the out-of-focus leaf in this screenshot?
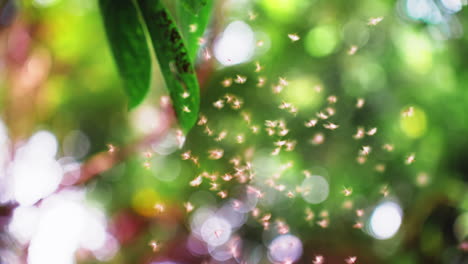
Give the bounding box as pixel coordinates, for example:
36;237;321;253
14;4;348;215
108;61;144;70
178;0;214;62
99;0;151;109
137;0;200;133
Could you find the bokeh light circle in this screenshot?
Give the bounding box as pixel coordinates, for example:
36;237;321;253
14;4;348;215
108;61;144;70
369;201;403;240
301;175;329;204
268;234;303;263
399;106;427;138
200;216;232;247
214;21;255;66
305;24;340;57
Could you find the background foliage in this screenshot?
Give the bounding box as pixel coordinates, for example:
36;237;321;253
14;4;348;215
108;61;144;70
1;0;468;264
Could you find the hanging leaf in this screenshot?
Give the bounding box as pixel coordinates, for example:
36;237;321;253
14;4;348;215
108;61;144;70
137;0;200;133
180;0;208;14
99;0;151;109
178;0;214;62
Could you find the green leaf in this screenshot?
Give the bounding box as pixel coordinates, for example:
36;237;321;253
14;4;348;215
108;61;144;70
137;0;200;133
99;0;151;109
180;0;208;14
178;0;214;62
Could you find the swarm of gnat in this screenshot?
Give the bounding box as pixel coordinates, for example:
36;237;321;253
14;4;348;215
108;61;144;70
215;130;228;142
402;106;414;117
356;98;365;108
368;16;384;25
213;99;225;109
257;76;266;87
255;61;263;72
184;202;194;213
276;219;290;234
279;78;289;87
383;143;394;152
311;133;325;145
287;33;300;42
154;203;165;213
305;118;318;127
208;148;224;160
235;75;247;84
353;221;363;229
170;53;421;261
345;256;357;264
272;77;288;94
248;10;257;20
324;122;339;130
360;146;371;156
405;153;416;165
221;78;232;87
353;127;365;139
148;240;160;252
342;187;353;196
348;45;358;55
313;255;324;264
305;207;315;221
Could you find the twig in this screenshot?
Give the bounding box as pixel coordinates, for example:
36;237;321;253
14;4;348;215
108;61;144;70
74;102;176;185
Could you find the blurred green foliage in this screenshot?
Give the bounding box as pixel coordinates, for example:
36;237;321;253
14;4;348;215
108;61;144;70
3;0;468;263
